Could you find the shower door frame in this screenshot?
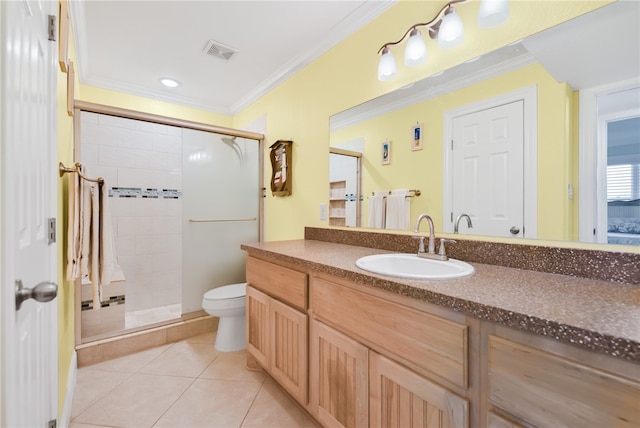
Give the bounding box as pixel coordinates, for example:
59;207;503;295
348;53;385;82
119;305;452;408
72;101;265;345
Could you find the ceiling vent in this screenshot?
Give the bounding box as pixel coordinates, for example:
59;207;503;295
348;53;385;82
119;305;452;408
203;40;238;61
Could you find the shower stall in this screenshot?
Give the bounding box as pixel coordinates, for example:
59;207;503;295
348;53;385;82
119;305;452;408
75;106;262;342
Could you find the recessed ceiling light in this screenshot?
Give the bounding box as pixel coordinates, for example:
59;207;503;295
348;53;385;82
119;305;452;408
160;78;179;88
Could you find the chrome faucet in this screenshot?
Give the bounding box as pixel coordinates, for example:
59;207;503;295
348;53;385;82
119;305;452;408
454;213;473;234
413;213;436;256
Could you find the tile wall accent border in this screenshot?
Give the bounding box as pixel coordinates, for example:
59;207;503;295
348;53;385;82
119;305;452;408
82;294;126;311
109;187;183;199
304;227;640;285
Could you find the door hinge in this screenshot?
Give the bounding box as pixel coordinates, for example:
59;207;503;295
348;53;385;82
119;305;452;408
48;218;56;244
48;419;57;428
48;15;57;41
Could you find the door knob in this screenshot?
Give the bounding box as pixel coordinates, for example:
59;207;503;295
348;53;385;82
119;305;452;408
509;226;520;235
15;279;57;310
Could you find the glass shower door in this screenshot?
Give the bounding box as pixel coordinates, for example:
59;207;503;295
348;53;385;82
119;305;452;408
182;129;260;313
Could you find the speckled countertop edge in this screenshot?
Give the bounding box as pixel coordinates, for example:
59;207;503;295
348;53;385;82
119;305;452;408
241;240;640;363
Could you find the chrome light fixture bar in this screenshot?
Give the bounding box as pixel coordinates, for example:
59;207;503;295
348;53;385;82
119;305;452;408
377;0;509;81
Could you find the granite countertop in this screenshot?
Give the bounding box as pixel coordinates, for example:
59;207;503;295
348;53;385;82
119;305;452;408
241;239;640;363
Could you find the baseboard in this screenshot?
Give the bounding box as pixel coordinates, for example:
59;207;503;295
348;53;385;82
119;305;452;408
76;315;217;367
59;350;77;428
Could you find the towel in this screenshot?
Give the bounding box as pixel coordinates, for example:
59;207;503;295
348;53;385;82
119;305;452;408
368;190;387;229
66;164;82;281
65;165;119;309
385;189;411;230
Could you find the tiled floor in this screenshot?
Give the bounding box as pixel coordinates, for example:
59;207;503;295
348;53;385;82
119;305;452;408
70;332;318;428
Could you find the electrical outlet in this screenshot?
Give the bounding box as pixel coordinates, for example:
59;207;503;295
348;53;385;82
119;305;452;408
319;203;328;221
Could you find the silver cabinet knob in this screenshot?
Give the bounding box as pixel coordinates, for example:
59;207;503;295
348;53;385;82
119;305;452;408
15;279;57;310
509;226;521;235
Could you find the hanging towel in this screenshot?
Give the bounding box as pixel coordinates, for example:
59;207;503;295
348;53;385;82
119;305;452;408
66;164;82;281
65;165;120;309
99;181;117;285
368;190;387;229
385;189;411;230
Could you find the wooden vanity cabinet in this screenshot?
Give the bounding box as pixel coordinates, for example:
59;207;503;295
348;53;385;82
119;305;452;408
245;256;308;405
483;324;640;428
244;253;639;428
309;273;471;428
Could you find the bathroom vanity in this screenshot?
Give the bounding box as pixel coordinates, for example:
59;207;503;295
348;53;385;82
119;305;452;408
242;228;640;428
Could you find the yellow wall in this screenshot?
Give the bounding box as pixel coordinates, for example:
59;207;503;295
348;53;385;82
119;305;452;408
56;30;76;419
77;86;233;127
234;0;610;241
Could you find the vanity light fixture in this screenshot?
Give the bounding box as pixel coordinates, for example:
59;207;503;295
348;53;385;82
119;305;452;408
377;0;509;81
160;78;180;88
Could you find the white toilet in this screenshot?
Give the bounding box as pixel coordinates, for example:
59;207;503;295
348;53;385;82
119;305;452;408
202;283;247;352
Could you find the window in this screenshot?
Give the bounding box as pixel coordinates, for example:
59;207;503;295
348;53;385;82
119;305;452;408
607;164;640;201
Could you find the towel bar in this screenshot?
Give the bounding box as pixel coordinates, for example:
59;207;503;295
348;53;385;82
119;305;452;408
59;162;104;183
189;218;257;223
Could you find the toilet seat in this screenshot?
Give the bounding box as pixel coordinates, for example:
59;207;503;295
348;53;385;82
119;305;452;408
203;283;246;301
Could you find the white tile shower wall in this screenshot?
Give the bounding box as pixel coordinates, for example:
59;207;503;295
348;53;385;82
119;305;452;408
80;111;183;314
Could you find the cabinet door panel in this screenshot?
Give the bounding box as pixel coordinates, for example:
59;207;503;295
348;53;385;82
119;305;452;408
310;320;369;428
488;335;640;428
246;286;269;368
270;298;308;404
370;352;469;428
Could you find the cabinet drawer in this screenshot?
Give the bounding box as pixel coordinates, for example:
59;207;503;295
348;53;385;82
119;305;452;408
488;335;640;428
246;256;308;310
311;276;468;389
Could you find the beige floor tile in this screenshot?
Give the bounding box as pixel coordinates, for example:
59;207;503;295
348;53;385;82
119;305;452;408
241;382;318;428
71;369;132;420
84;343;172;373
199;350;266;387
139;341;219;378
154;378;261;428
73;373;194;428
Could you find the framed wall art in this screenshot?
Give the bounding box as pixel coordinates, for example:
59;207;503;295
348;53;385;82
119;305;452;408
58;0;69;72
412;122;423;151
67;60;74;116
381;140;391;165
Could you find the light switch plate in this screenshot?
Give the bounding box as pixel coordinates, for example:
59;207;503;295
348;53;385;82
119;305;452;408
319;203;328;221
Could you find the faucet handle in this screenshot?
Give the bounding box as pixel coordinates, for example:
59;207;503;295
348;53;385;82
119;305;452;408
438;239;457;258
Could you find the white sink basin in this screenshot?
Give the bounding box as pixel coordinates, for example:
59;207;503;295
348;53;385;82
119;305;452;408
355;253;474;280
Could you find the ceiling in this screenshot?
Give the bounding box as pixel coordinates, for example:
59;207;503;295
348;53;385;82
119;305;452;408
70;0;395;116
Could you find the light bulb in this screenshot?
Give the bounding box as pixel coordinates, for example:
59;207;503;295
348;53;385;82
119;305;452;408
438;8;464;49
404;28;427;67
478;0;509;28
377;47;397;81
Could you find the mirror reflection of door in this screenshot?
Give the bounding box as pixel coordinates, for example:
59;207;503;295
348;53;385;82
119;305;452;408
450;100;526;238
597;87;640;246
329;142;363;227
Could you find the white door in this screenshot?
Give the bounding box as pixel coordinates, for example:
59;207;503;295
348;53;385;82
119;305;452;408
451;101;524;238
1;0;59;427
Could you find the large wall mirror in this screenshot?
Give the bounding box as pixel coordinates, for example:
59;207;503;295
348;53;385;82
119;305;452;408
329;1;640;249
